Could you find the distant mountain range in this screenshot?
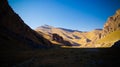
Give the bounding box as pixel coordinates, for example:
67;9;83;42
35;24;102;47
35;9;120;47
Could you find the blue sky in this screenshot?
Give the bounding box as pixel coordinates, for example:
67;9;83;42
8;0;120;31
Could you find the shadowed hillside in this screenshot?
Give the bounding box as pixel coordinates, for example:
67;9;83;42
0;0;54;51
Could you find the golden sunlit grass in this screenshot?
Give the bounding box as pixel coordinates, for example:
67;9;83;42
61;46;109;48
61;46;81;48
96;30;120;47
61;46;95;48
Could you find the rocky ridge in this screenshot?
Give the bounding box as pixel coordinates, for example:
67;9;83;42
102;9;120;37
96;9;120;47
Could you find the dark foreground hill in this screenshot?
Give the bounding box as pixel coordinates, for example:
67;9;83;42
0;0;53;51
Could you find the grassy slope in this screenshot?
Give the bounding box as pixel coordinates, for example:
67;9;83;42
96;30;120;47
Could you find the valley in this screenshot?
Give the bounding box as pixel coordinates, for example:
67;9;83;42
0;0;120;67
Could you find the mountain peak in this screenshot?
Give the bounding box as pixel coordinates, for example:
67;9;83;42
42;24;54;28
36;24;54;30
41;24;54;29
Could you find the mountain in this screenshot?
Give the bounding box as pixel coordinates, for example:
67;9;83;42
35;9;120;48
1;0;119;49
95;9;120;47
96;30;120;47
36;25;80;46
35;25;102;47
0;0;53;50
102;9;120;37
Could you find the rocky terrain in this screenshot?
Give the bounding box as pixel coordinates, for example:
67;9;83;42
96;9;120;47
36;9;120;48
102;9;120;37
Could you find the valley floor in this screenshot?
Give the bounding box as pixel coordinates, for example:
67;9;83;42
0;48;120;67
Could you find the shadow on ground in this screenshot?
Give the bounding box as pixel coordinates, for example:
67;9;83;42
0;48;120;67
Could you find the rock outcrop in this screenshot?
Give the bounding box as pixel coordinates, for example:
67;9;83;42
52;34;64;43
52;33;72;46
102;9;120;37
0;0;53;50
95;9;120;47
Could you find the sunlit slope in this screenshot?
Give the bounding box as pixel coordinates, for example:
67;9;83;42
36;31;61;45
96;30;120;47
